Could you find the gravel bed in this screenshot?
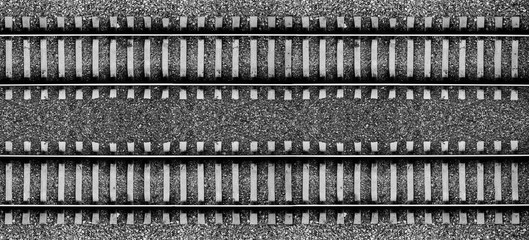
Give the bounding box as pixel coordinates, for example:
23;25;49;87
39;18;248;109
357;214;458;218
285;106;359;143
1;86;527;154
414;160;426;203
11;161;23;202
174;160;184;203
395;160;407;202
0;1;526;20
98;159;110;203
343;160;354;203
132;160;144;204
115;159;126;203
291;160;303;203
29;159;41;203
448;161;458;202
360;160;371;202
64;160;75;204
377;160;391;203
11;38;23;81
483;159;495;202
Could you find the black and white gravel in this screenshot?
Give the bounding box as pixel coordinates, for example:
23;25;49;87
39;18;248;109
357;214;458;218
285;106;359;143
0;86;527;155
0;224;527;239
0;1;527;19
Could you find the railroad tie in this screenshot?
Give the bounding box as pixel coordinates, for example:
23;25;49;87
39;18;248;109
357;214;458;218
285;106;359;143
319;142;327;224
215;17;223;80
458;141;467;224
232;17;240;79
353;142;362;228
232;141;240;225
92;142;100;224
284;141;293;225
406;142;414;224
5;141;12;224
144;142;152;224
267;141;276;225
477;16;485;81
459;17;467;80
371;17;379;80
162;142;170;224
268;17;276;79
336;142;344;224
320;17;327;79
424;141;432;224
180;141;188;224
477;141;485;224
250;141;259;224
197;141;205;224
109;17;117;79
284;16;292;79
127;142;135;224
389;152;397;224
75;142;83;224
511;140;520;224
109;143;117;224
22;141;31;224
511;17;520;80
215;141;223;224
180;16;188;78
57;141;66;224
92;17;100;80
250;16;258;79
40;142;48;224
336;17;344;79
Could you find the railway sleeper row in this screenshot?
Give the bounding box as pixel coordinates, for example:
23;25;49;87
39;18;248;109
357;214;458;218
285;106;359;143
0;16;523;32
0;206;526;225
0;86;521;101
1;139;522;155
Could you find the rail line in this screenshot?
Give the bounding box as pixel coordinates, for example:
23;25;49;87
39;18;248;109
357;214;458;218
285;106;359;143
0;152;525;224
0;15;526;226
1;16;524;83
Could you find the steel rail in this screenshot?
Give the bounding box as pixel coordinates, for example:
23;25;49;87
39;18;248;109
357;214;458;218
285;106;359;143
0;83;527;87
0;155;527;158
0;33;527;37
0;204;527;209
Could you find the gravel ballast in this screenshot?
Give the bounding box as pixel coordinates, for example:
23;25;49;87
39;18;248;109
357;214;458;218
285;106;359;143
0;224;527;239
0;86;527;155
0;1;527;18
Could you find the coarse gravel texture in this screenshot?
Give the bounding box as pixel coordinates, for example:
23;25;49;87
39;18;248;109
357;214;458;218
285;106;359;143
0;1;527;18
0;86;527;154
0;224;527;239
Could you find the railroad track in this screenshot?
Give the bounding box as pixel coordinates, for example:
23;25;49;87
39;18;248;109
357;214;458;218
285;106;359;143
0;141;526;225
0;16;526;226
0;16;525;83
